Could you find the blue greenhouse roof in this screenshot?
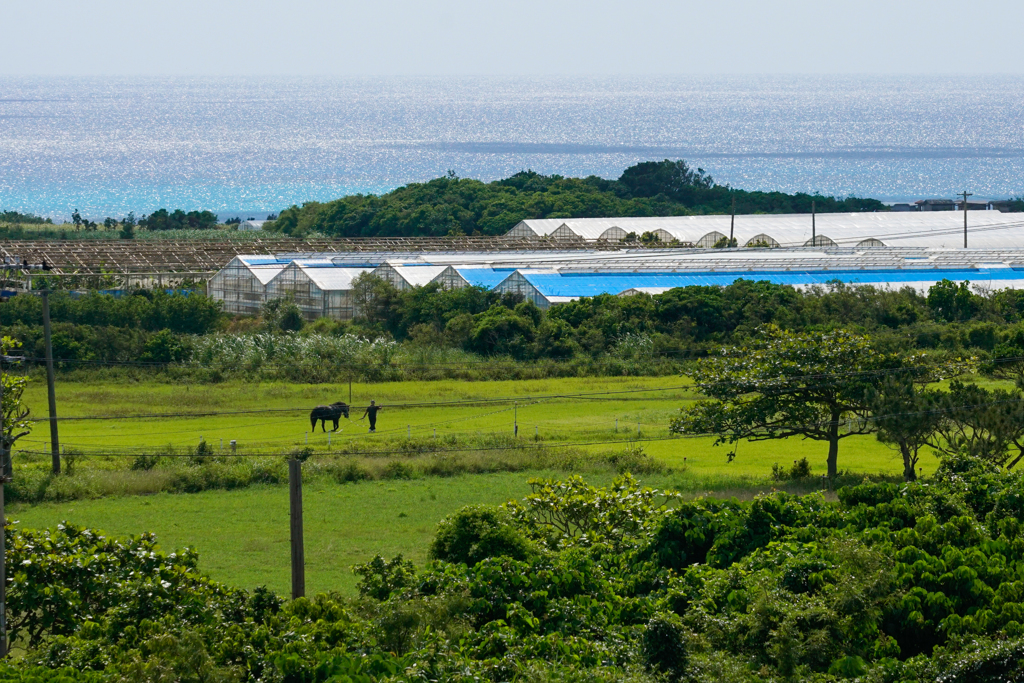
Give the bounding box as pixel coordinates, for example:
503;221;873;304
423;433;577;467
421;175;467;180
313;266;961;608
456;268;517;289
517;268;1024;298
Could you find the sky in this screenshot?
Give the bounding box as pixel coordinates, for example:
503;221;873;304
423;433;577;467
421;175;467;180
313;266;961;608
3;0;1023;75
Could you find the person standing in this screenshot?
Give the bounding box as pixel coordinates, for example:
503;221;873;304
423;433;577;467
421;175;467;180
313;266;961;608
360;400;382;433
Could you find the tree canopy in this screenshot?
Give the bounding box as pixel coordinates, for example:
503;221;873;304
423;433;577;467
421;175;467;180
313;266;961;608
670;325;960;478
264;160;887;238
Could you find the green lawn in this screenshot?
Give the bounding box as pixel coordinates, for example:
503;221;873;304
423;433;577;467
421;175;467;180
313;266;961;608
9;472;595;596
20;376;921;479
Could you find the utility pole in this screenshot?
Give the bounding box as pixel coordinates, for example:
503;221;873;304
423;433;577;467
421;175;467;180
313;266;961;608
41;291;60;474
811;200;816;245
289;458;305;599
961;190;973;248
730;195;735;245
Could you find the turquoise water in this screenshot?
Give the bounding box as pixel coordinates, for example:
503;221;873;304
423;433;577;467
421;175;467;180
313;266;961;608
2;75;1023;220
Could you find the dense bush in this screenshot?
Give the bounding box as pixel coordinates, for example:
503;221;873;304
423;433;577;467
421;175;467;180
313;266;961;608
10;468;1024;681
0;290;222;335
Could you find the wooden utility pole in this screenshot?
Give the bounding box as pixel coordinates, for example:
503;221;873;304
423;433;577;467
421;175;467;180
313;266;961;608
40;291;60;474
289;458;305;599
961;191;973;248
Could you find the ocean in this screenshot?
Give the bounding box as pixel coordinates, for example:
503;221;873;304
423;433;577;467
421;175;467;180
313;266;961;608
1;75;1023;220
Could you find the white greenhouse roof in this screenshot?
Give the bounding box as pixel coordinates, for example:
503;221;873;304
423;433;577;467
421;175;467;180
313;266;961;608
508;213;1024;250
231;256;291;285
298;265;373;291
381;263;450;287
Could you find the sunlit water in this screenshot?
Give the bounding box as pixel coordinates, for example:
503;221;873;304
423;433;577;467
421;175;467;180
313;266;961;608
1;75;1023;220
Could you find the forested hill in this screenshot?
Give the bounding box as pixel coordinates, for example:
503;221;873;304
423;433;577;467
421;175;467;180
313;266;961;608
265;160;887;238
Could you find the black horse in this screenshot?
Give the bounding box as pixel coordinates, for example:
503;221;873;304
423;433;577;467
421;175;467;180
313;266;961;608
309;402;350;432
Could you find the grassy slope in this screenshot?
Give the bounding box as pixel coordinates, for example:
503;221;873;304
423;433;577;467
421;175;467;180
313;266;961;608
20;376;918;479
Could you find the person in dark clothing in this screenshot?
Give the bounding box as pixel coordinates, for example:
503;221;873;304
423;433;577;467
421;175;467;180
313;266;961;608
360;400;382;432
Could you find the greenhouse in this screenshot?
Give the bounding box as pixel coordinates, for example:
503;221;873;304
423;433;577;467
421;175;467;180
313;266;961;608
506;213;1024;249
265;262;372;320
207;256;292;316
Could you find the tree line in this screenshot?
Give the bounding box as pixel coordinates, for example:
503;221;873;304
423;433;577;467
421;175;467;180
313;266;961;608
8;277;1024;374
264;160;888;238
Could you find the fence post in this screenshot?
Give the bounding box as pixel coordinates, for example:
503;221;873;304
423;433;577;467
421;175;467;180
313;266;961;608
289;458;305;599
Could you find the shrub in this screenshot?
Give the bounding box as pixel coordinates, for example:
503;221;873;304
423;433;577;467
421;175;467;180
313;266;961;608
429;505;535;565
641;613;688;678
353;554;416;601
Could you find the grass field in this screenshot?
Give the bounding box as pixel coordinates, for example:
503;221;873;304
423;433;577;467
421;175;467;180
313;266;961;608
19;376;922;479
9;375;947;597
9;468;836;597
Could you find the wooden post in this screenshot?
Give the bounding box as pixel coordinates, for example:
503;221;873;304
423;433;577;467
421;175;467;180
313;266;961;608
41;291;60;474
289;458;305;599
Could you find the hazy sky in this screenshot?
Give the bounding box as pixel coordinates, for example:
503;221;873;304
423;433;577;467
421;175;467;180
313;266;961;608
3;0;1023;75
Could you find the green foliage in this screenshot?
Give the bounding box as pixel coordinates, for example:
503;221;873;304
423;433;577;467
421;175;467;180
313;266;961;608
139;208;218;231
0;290;222;335
671;324;959;477
119;212;136;240
139;329;192;364
429;505;535;565
640;612;688;677
929;279;981;322
353;554;417;600
264;162;885;238
0;210;52;224
1;336;32;461
9;471;1024;682
772;457;812;481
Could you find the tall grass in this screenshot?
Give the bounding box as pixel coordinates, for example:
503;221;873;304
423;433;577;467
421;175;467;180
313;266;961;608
6;436;668;505
180;332;682;384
